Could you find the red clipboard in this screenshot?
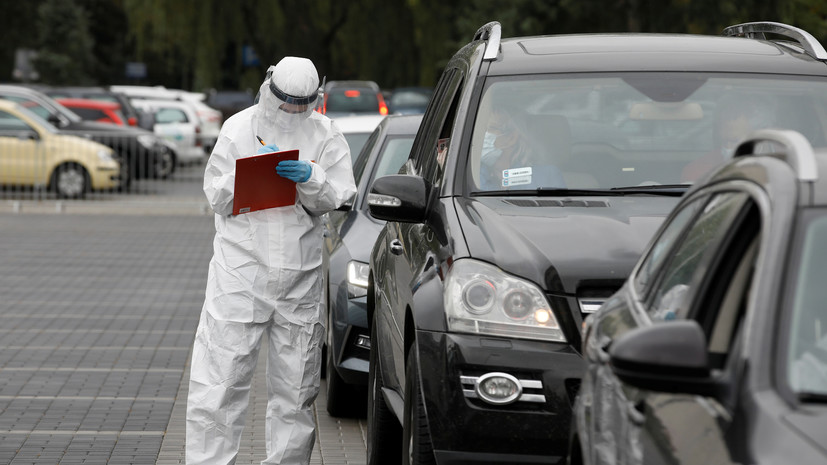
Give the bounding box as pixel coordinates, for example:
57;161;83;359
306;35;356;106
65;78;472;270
232;149;299;215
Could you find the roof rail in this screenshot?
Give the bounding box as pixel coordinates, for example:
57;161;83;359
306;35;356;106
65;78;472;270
722;21;827;60
473;21;502;60
733;129;818;181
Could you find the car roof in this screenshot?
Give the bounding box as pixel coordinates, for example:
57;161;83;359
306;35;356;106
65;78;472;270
332;114;386;133
0;84;42;96
487;34;827;76
56;98;120;109
0;99;19;110
325;80;381;92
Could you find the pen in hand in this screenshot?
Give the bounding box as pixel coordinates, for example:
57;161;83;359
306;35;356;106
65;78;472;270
256;135;265;146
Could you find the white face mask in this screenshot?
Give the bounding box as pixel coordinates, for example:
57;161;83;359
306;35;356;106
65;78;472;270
481;132;501;166
274;109;302;132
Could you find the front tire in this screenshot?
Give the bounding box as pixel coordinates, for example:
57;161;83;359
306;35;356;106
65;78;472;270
367;319;402;465
152;146;175;179
51;163;89;199
402;345;436;465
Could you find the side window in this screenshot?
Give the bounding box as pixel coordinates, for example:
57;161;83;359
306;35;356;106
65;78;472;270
421;72;463;185
634;196;706;295
71;107;105;121
0;110;33;135
4;96;51;121
353;129;380;186
646;192;751;322
410;69;460;178
155;108;187;124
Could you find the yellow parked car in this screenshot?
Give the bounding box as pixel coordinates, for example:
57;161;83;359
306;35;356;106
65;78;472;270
0;99;120;197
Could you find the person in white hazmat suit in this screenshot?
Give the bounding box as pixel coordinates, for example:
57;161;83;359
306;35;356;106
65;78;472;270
186;56;356;464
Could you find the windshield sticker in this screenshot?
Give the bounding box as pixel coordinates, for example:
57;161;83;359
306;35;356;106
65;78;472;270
503;167;532;178
502;175;531;187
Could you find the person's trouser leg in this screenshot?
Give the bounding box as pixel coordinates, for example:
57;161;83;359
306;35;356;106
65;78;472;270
262;305;325;464
186;311;266;465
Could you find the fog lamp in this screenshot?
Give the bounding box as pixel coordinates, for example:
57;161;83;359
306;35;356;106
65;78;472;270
475;372;521;405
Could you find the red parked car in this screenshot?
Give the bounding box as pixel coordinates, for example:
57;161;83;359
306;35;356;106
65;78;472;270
56;98;127;126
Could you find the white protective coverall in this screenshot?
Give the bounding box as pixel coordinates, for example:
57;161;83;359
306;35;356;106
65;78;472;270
187;56;356;465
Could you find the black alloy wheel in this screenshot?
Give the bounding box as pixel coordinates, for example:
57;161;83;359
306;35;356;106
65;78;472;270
153;146;175;179
51;163;89;199
367;319;402;464
115;158;131;192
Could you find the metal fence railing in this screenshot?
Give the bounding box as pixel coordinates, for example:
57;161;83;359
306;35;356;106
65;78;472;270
0;130;208;203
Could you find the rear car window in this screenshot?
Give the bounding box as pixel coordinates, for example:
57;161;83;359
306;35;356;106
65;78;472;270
327;89;379;113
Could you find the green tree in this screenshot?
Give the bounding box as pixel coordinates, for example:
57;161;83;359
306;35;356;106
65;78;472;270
0;0;44;81
78;0;131;85
33;0;96;85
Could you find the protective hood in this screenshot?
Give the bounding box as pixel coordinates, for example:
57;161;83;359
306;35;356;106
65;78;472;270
254;56;320;136
454;195;681;295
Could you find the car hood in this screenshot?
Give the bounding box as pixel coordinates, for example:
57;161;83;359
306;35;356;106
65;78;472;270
51;133;110;154
454;195;680;295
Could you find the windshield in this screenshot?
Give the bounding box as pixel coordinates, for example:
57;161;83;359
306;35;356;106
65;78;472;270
468;73;827;193
787;211;827;397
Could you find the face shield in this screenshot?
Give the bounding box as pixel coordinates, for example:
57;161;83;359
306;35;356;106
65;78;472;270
255;57;320;134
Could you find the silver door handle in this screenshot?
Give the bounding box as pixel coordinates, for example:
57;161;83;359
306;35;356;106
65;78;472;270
390;239;403;255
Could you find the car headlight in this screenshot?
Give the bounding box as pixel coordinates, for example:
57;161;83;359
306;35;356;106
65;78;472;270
346;260;370;298
444;259;566;342
97;149;115;162
136;134;156;149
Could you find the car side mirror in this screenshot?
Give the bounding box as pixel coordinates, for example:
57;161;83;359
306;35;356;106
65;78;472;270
609;320;717;396
367;174;429;223
47;113;64;128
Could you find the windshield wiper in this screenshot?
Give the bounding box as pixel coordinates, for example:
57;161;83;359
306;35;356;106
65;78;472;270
609;184;690;196
472;188;626;197
797;391;827;403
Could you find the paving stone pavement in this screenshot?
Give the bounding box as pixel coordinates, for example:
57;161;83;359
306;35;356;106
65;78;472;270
0;206;368;464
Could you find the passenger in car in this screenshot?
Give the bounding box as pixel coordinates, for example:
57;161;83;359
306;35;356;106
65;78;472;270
682;96;773;182
479;106;567;190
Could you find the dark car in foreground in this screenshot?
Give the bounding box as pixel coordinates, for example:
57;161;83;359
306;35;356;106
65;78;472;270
0;85;175;187
365;20;827;465
571;128;827;465
323;114;423;417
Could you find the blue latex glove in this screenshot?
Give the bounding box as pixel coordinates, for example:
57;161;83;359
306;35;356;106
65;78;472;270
257;143;280;154
276;160;312;183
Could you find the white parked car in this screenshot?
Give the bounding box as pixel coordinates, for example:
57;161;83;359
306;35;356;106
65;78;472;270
130;99;206;166
111;85;222;154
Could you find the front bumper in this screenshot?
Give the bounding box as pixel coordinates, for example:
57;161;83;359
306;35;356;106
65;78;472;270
416;330;584;464
329;291;370;385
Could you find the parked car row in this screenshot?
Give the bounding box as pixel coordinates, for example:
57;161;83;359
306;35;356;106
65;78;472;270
317;20;827;465
0;99;120;198
0;82;233;196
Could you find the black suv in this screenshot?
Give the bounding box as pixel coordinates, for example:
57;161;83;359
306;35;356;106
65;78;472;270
365;21;827;464
573;128;827;465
